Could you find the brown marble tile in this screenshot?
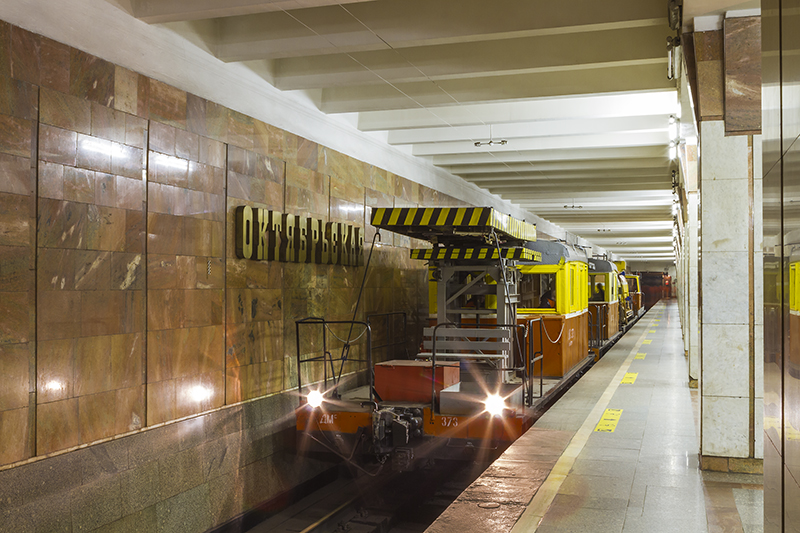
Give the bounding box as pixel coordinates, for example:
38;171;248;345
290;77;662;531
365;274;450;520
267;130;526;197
269;125;297;162
227;171;251;201
204;101;228;143
37;247;74;291
147;212;183;254
125;114;146;150
63;166;94;203
0;406;30;464
330;176;364;206
36;198;85;249
69;49;115;107
149;79;186;130
112;143;144;179
0;152;32;196
115;385;144;433
114;66;138;116
38;124;77;169
147;289;183;330
251;119;270;156
37;398;79;454
0;245;32;292
189;161;223;195
174;371;223;418
173;325;224;377
146;378;176;425
227;288;283;324
78;389;117;443
147;329;174;382
136;74;150;118
186;93;207;137
173;254;196;290
175;128;200;162
0;75;38;121
149;121;175;156
85;205;126;252
227;110;253;151
40;86;91;134
110;252;143;291
79;291;130;336
183;217;212;256
696;30;723;62
420;184;441;205
126;209;145;253
395;176;421;204
77;133;112;173
199;135;225;169
37;338;75;403
91;102;127;144
40;37;71;93
0;114;32;158
0;342;30;410
149;152;189;188
225;256;282;289
0;290;31;344
724;17;761;134
38;160;63;200
196;256;224;289
148;254;178;290
0;21;10;79
368;166;392;196
0;192;32;247
184;289;224;327
10;26;40;86
226;321;283;369
95;172;115;207
115;176;143;212
72;249;112;291
110;332;142;389
296;137;318;171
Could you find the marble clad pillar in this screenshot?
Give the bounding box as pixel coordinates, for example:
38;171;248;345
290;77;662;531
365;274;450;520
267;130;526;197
687;191;700;386
699;121;763;468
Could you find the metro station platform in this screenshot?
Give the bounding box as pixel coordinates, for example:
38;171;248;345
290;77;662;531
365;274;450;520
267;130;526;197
426;301;764;533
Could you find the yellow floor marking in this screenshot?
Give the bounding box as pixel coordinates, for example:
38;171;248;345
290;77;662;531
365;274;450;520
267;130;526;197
594;408;624;432
621;372;638;384
649;329;656;333
635;352;646;360
642;339;652;345
510;325;651;533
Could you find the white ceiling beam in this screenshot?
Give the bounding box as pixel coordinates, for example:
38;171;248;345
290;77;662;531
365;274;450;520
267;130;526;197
430;145;667;166
211;0;665;60
357;90;678;131
386;115;671;145
444;157;669;175
271;26;666;88
412;131;668;157
132;0;377;23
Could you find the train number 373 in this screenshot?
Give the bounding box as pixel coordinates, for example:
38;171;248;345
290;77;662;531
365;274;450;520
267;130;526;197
441;416;459;427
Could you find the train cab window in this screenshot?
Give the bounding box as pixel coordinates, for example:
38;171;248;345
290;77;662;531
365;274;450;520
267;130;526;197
520;273;556;309
589;274;606;302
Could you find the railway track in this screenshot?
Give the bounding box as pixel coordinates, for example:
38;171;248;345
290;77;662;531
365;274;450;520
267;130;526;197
249;460;488;533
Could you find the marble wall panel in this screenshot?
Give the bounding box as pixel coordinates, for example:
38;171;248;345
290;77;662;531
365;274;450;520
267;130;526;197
40;86;91;134
0;75;38;121
148;80;186;130
69;49;114;107
114;66;138;116
694;31;724;120
10;26;40;87
0;21;9;79
37;398;80;454
296;137;318;171
227;110;254;151
724;17;762;134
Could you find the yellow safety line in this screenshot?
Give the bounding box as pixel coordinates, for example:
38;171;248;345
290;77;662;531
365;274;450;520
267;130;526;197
509;313;660;533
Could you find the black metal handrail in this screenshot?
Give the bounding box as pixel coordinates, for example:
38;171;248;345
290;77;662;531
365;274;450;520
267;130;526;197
428;321;528;419
295;317;372;406
526;317;545;406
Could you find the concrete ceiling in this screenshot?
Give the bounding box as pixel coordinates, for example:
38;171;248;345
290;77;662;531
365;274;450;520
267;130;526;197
127;0;681;267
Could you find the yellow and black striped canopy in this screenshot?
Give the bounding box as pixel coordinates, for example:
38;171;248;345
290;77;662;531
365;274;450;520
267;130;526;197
370;206;536;244
411;247;542;262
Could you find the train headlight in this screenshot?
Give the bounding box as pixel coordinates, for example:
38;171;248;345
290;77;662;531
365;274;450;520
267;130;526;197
307;390;324;408
484;394;505;417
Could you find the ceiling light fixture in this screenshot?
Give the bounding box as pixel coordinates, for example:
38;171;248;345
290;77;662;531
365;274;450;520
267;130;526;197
474;125;507;147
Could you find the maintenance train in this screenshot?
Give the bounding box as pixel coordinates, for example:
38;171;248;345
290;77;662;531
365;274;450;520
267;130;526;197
295;207;651;470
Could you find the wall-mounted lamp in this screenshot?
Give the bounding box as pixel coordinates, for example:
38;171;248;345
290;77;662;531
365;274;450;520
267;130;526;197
474;125;507;147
